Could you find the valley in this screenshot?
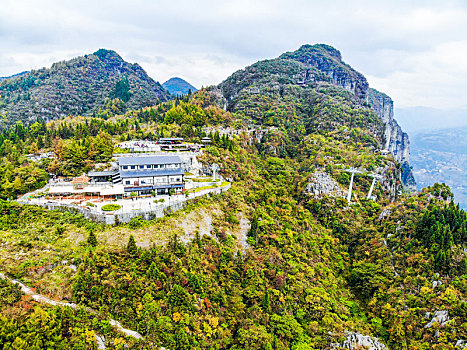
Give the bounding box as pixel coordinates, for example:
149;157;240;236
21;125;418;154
410;127;467;209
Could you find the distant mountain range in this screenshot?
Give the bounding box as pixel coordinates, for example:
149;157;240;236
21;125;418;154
0;49;170;127
162;77;197;96
394;106;467;207
0;71;28;81
395;106;467;133
410;127;467;209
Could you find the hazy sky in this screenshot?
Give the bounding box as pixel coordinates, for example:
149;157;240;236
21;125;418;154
1;0;467;109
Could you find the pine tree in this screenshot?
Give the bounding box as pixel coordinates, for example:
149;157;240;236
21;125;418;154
87;230;97;247
127;234;137;255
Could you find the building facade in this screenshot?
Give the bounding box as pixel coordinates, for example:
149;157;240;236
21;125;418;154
117;155;184;195
87;155;185;196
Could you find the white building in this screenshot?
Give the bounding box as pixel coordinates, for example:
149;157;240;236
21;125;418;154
117;140;161;153
116;155;184;195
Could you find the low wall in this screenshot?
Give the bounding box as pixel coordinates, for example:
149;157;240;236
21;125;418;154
42;183;231;225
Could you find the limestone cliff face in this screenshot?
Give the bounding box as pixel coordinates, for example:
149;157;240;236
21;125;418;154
280;44;369;100
368;88;415;188
285;46;414;184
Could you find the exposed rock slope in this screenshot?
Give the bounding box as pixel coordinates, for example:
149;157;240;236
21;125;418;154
305;171;346;198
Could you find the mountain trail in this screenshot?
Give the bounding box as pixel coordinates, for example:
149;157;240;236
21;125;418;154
0;272;143;340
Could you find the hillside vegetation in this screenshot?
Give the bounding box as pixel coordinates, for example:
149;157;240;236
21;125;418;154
0;49;170;127
0;44;466;349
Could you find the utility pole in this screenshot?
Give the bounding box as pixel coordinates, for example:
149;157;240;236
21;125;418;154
345;168;363;204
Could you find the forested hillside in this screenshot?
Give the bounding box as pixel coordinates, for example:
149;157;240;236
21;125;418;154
0;49;170;127
213;44;414;188
0;44;466;349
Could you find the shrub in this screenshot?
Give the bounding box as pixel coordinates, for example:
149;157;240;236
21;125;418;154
55;225;65;236
128;216;144;229
127;234;138;255
101;204;121;211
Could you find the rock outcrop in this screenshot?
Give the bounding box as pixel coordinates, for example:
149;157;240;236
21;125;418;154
305;172;345;198
280;44;369;100
334;331;388;350
425;310;450;328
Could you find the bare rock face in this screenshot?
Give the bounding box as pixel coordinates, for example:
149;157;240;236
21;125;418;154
305;172;345;198
280;44;369;100
425;310;450;328
335;331;388;350
368;89;409;162
368;88;416;189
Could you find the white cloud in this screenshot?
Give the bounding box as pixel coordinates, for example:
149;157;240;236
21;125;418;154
1;0;467;110
367;41;467;108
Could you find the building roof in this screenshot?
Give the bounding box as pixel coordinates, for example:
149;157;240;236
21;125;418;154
99;185;125;196
48;184;124;195
71;174;89;184
118;155;182;166
119;168;184;178
88;170;119;177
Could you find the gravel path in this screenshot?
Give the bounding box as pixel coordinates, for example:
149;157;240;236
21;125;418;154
0;272;143;341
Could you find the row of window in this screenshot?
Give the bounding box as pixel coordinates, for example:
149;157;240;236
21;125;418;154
124;177;182;185
121;163;181;170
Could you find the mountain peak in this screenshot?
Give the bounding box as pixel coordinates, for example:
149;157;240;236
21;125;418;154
0;50;170;126
93;48;122;61
162;77;197;96
299;44;342;60
280;43;343;62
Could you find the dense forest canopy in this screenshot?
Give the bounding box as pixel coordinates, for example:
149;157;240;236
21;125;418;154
0;45;466;349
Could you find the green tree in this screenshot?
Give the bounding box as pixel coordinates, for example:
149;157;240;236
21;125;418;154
87;230;98;247
127;234;137;255
111;78;131;102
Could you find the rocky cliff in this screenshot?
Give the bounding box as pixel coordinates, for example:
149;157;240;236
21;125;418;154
217;44;415;188
280;44;369;100
283;46;414;187
368;88;416;188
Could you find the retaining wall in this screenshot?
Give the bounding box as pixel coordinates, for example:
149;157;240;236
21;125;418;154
42;183;231;225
